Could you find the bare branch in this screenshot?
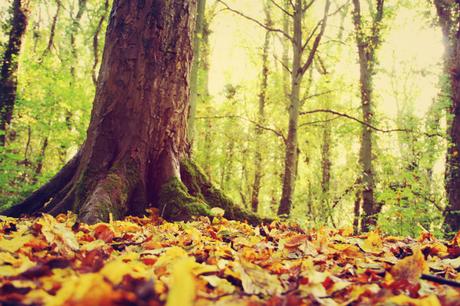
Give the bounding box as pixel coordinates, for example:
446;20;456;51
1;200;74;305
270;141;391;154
300;109;445;138
303;0;316;13
273;54;292;73
301;20;322;52
299;0;331;76
269;0;293;16
300;89;336;104
196;115;287;143
298;116;341;127
217;0;293;42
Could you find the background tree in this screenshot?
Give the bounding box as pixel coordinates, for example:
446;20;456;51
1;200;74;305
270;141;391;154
351;0;385;232
251;1;272;213
433;0;460;234
0;0;30;146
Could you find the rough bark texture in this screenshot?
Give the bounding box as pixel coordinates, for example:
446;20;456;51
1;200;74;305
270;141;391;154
434;0;460;233
0;0;30;146
251;4;271;213
4;0;262;226
351;0;384;232
278;0;330;216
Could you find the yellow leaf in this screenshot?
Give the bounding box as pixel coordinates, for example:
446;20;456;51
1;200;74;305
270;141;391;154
235;259;283;296
358;231;383;254
166;257;196;306
48;273;113;306
0;234;33;253
38;214;79;251
100;255;147;285
388;294;441;306
201;275;235;295
154;246;188;270
391;249;428;283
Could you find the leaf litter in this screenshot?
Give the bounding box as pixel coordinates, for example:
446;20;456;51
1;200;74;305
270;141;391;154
0;210;459;306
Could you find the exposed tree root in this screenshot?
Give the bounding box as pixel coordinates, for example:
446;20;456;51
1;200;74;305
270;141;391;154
179;159;271;225
2;151;82;217
2;155;268;226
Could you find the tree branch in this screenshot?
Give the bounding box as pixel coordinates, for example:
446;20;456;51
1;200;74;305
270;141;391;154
269;0;293;17
274;54;292;73
196;115;287;143
217;0;293;42
300;89;336;104
299;0;331;76
300;109;445;138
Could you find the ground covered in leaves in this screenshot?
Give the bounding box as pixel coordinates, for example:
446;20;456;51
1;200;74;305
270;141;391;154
0;210;459;306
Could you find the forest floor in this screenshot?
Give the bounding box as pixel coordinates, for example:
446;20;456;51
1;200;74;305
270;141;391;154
0;210;459;306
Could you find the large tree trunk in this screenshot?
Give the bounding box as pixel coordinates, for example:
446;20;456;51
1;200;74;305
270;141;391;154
434;0;460;234
351;0;384;232
0;0;30;146
3;0;261;225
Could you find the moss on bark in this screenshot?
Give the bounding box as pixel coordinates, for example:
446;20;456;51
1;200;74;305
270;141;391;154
180;159;269;225
157;177;211;221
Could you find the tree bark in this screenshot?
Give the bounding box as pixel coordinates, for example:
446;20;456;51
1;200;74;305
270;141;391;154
251;2;271;213
351;0;384;232
433;0;460;233
0;0;30;146
3;0;261;225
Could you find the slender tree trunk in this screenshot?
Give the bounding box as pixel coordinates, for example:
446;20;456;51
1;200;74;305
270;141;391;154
281;0;290;100
32;8;41;53
353;184;362;234
69;0;87;78
278;0;302;216
251;4;271;213
434;0;460;233
351;0;384;232
278;0;330;216
188;0;206;146
41;0;61;59
34;136;49;180
0;0;30;146
92;0;110;85
222;138;235;190
320;119;332;208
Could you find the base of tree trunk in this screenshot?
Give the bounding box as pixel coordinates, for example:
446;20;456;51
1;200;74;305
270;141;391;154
2;156;266;225
178;159;267;225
